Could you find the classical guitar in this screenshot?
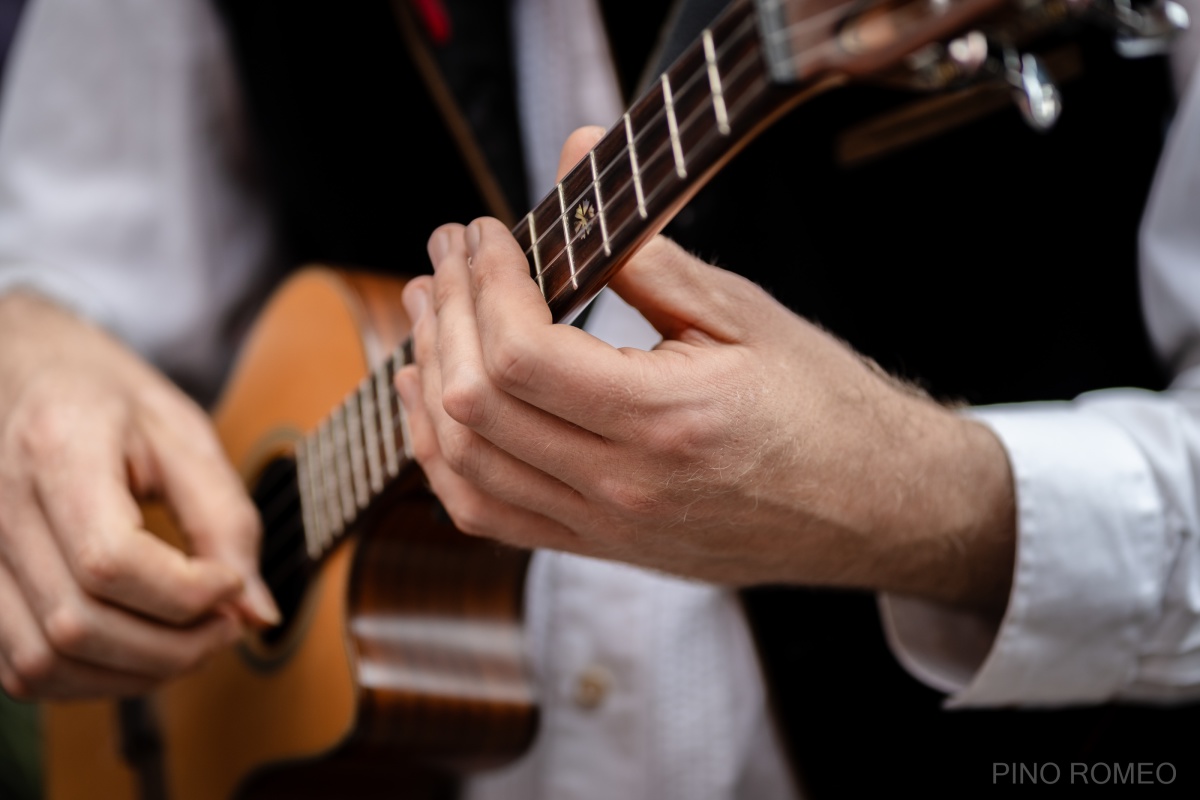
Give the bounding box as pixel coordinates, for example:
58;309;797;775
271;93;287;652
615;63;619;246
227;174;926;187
40;0;1184;797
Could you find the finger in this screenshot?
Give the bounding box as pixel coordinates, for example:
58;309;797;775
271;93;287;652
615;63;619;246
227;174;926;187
0;558;199;699
29;418;247;626
395;366;585;553
426;225;614;485
137;397;281;628
407;280;592;520
1;503;239;678
466;216;665;437
556;126;605;182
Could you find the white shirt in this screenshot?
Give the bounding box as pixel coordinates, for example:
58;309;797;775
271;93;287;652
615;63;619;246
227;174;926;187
2;0;1200;795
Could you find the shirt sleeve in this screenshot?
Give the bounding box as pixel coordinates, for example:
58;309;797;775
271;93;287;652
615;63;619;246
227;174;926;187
881;60;1200;705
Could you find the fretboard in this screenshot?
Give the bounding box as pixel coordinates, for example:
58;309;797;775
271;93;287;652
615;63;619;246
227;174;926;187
293;0;819;562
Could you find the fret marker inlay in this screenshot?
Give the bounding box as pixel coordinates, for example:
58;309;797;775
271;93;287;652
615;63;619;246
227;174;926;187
624;113;648;219
661;74;687;179
557;183;579;288
703;29;731;135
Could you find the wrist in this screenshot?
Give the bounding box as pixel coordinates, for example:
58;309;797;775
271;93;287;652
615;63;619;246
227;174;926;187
881;400;1017;616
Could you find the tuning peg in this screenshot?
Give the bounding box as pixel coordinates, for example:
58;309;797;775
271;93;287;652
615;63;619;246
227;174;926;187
1003;49;1062;131
1082;0;1190;57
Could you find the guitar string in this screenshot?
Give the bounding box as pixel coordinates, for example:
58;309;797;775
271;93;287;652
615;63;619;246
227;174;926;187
261;0;865;542
257;43;778;596
540;45;769;309
518;11;757;265
518;2;837;274
256;22;775;591
257;4;845;591
253;9;765;544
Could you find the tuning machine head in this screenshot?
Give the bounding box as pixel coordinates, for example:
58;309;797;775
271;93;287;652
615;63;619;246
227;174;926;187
1076;0;1190;57
900;31;1063;130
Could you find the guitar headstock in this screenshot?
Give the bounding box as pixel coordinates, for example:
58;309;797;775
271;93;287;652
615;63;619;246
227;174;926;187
756;0;1189;129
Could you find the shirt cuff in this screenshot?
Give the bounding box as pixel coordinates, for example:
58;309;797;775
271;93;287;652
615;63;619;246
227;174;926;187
0;263;114;327
881;403;1166;707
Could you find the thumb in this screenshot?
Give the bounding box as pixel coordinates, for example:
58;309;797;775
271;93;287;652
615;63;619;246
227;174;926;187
608;235;772;346
556;125;775;345
556;126;605;182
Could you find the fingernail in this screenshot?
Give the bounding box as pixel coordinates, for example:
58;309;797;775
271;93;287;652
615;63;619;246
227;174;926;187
402;283;428;325
427;229;450;265
247;580;282;627
465;221;482;258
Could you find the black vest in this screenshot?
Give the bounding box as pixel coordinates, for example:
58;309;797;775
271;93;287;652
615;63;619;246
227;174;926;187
216;0;1196;795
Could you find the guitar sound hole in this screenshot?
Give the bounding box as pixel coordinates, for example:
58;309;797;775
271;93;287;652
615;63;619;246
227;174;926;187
252;456;313;648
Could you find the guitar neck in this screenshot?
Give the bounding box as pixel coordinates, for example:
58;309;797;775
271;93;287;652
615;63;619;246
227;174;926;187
514;0;818;323
290;0;1024;561
290;0;824;562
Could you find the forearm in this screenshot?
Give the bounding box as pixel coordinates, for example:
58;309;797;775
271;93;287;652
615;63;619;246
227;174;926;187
888;386;1200;705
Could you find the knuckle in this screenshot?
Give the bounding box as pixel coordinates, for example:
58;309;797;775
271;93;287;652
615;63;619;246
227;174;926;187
10;643;56;687
74;537;124;595
18;403;75;460
0;669;29;700
441;368;491;429
44;604;93;655
409;429;440;465
646;409;714;461
432;275;457;313
597;475;661;519
485;334;537;392
446;495;490;537
440;426;483;480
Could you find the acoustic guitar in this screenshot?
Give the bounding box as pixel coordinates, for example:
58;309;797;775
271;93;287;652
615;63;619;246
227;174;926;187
40;0;1182;797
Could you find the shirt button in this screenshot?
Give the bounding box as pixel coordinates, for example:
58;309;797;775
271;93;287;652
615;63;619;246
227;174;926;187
573;664;613;710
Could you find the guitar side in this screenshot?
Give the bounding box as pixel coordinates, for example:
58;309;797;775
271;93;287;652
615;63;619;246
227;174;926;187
42;268;537;800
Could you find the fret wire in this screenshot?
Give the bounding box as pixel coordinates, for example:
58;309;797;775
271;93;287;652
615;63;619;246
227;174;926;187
588;150;612;256
623;113;648;219
542;51;770;310
317;422;343;545
703;29;731;135
527;211;545;297
271;6;787;574
539;20;767;307
376;364;400;477
360;379;384;494
556;183;579;289
294;436;321;559
304;432;329;556
345;392;369;509
332;406;356;524
661;74;687;179
518;9;756;268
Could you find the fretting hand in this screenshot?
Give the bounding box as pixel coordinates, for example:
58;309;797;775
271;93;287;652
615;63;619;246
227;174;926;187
395;127;1017;615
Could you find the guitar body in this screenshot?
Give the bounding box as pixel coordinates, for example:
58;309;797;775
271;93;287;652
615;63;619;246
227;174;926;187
42;268;537;800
